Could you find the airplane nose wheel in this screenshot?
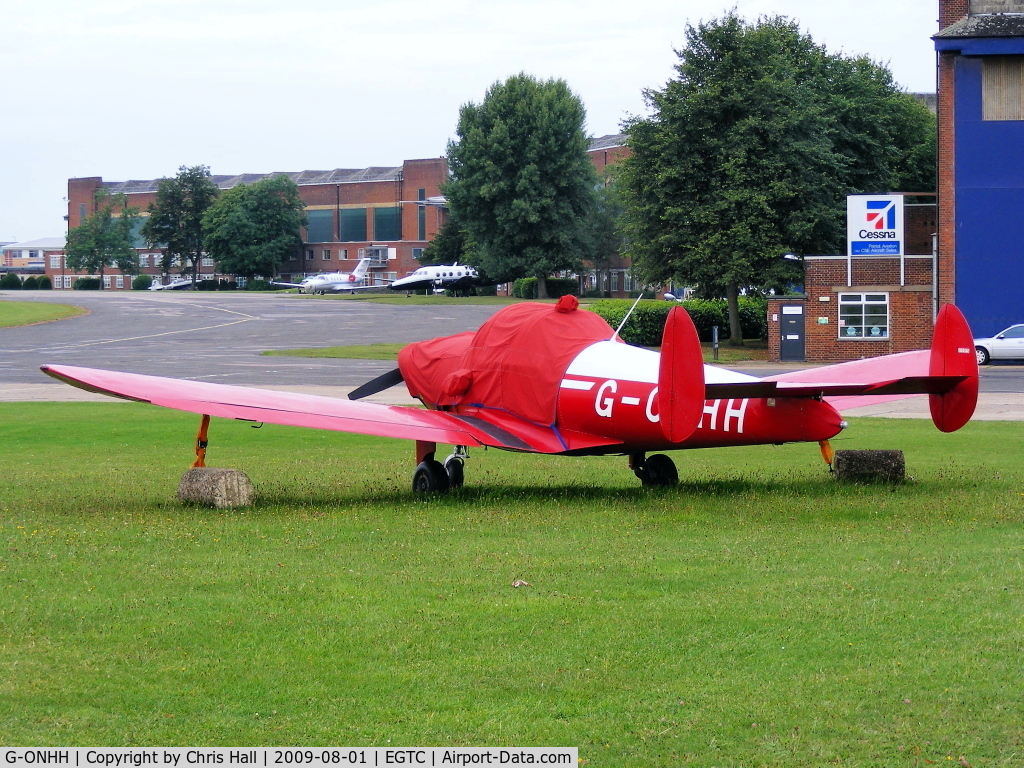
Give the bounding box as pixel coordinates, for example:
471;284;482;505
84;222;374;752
443;456;465;489
631;453;678;488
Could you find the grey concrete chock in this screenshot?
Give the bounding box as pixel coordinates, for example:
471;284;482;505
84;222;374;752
177;467;255;508
832;450;906;483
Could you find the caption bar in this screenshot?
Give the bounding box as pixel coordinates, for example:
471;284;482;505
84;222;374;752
3;749;577;767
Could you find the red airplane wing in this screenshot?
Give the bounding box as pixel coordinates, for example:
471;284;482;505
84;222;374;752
41;364;493;447
40;364;621;454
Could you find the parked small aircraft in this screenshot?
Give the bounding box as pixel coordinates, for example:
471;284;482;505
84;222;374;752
41;299;977;493
271;258;377;294
148;277;192;291
390;263;480;293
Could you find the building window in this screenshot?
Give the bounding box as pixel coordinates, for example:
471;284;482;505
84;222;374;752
289;252;297;261
838;292;889;339
339;248;348;259
139;254;149;268
103;275;111;288
306;209;334;243
50;255;61;269
340;208;367;241
79;203;87;224
63;275;72;289
305;249;314;261
115;275;124;289
373;207;402;241
28;250;38;259
357;248;366;259
611;272;620;292
983;56;1024;121
236;277;247;289
201;255;214;267
322;249;331;260
412;247;425;261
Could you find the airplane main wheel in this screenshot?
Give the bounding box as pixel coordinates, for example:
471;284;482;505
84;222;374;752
444;456;465;489
640;454;678;488
413;459;450;493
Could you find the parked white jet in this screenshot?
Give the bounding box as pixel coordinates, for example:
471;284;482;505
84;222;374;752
389;263;480;292
271;258;378;294
148;278;192;291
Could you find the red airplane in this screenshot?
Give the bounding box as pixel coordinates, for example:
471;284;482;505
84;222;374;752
40;297;978;492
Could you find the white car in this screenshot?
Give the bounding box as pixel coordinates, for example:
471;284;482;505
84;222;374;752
974;324;1024;364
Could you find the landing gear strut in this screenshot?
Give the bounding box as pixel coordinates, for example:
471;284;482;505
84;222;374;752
630;452;678;488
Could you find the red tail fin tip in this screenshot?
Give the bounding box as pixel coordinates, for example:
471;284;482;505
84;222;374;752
928;304;979;433
658;307;705;443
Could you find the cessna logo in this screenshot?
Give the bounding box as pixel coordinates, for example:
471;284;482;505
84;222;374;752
859;200;897;238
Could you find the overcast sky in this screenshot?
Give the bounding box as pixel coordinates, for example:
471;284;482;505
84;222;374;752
1;0;940;243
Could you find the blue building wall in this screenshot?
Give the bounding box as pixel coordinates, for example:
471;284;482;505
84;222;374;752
953;54;1024;337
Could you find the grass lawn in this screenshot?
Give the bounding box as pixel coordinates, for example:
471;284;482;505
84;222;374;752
264;341;768;365
0;299;87;328
1;403;1022;765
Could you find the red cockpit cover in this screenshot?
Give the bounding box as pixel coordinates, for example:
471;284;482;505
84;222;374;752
399;302;616;425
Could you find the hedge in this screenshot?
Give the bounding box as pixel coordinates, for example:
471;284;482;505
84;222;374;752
73;277;102;290
132;275;153;290
37;275;52;290
589;297;768;346
511;277;579;299
0;273;22;290
21;276;39;290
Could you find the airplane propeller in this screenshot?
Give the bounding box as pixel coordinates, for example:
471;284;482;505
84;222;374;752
348;368;405;400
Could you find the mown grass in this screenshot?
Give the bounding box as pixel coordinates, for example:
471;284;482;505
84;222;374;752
0;299;87;328
262;341;768;364
1;403;1022;765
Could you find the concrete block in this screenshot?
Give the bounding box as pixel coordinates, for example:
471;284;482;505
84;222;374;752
177;467;255;508
833;450;906;483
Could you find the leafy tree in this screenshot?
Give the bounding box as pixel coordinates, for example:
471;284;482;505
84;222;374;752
0;272;22;290
202;175;307;278
21;276;39;290
141;165;219;286
620;13;936;343
37;275;52;290
421;216;475;266
445;73;597;298
65;189;141;287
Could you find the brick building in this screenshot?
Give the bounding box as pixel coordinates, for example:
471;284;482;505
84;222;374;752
933;0;1024;337
768;200;938;362
58;157;448;290
56;134;631;292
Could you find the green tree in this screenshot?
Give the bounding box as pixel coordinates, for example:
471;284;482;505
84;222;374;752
202;175;307;278
141;165;219;286
65;190;141;287
445;73;597;298
620;13;936;343
421;216;475;266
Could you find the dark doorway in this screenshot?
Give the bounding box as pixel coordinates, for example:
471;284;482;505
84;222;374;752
780;304;805;361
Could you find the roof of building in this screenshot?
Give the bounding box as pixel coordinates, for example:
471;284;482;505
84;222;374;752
102;167;406;195
588;133;627;151
1;237;65;251
934;13;1024;38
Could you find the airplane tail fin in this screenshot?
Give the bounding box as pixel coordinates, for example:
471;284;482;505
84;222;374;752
928;303;978;432
353;258;371;279
658;306;705;443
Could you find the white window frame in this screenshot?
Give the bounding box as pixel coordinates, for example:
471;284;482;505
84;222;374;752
115;275;124;289
322;249;331;260
63;275;72;289
103;275;111;289
50;255;62;269
838;292;889;340
306;249;315;261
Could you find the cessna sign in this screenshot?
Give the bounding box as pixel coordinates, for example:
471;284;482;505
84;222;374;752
847;194;903;256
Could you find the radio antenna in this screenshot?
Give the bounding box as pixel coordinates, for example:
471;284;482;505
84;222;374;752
611;293;646;342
